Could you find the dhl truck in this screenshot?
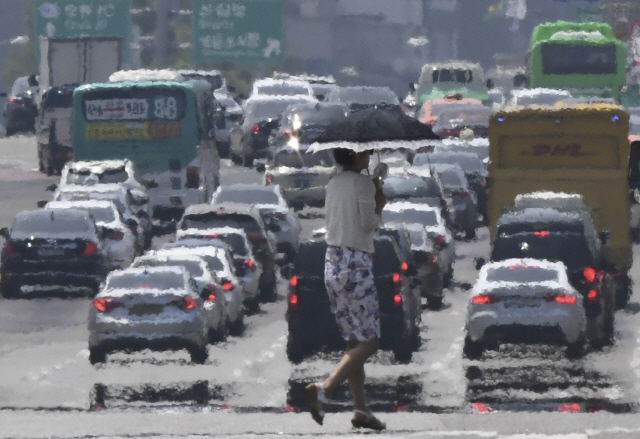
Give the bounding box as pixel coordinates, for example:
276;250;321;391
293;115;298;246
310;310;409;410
487;103;632;300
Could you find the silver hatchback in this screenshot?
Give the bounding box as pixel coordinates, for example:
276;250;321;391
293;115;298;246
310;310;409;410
88;266;209;364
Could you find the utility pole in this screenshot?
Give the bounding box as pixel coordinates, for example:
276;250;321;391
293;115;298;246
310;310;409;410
154;0;171;68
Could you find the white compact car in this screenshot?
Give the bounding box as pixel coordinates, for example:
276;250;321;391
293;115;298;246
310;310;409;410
465;258;587;359
46;200;137;270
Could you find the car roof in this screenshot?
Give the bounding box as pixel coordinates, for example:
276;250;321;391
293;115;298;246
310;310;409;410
384;201;441;214
57;183;127;194
498;207;584;226
46;199;115;210
66;160;129;173
184;202;260;218
136;252;208;264
163;238;228;250
178;226;249;239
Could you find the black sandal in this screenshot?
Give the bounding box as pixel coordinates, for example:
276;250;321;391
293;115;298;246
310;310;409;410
304;382;328;426
351;409;386;431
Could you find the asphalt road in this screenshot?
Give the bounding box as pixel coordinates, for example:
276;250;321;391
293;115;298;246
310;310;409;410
1;136;640;437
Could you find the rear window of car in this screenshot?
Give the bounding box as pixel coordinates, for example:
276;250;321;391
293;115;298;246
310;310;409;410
407;229;425;247
273;150;334;168
382;209;439;227
12;211;93;235
384;176;440;199
134;260;204;277
182;213;261;233
373;239;401;275
106;271;186;290
215;189;280;205
497;221;585;236
486;265;559;283
66;168;129;185
334;88;399;104
294;241;327;278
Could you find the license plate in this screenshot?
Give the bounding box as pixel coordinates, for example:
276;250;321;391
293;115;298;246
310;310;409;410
129;304;164;316
504;297;541;308
38;248;65;258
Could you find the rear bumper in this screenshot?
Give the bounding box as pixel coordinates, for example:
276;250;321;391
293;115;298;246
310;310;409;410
2;259;106;287
88;334;207;352
280;187;326;206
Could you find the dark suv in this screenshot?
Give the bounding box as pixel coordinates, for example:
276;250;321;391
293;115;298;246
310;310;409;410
0;209;107;298
489;207;615;348
284;235;422;364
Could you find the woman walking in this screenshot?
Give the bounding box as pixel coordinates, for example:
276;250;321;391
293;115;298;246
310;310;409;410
305;148;387;431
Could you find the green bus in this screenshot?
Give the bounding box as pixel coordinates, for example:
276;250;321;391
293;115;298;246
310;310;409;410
72;70;220;221
528;21;627;100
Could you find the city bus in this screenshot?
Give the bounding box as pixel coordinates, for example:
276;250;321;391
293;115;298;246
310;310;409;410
71;70;220;222
528;21;627;100
487;102;631;300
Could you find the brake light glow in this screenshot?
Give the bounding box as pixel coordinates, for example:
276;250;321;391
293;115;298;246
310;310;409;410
208;293;217;302
401;261;409;271
244;259;254;268
222;282;234;291
472;295;500;305
534;231;550;238
204;234;219;239
82;242;98;257
183;297;197;310
393;273;402;284
93;298;123;312
290;275;298;288
288;292;298;310
587;289;598;304
5;243;20;259
393;294;402;307
555;295;576;304
250;125;260;134
583;267;597;283
265;174;273;185
110;229;124;241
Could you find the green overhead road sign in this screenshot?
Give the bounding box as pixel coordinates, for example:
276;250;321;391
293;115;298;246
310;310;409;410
192;0;285;64
34;0;131;61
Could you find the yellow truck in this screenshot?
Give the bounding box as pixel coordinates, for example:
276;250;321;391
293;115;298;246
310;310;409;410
487;102;631;298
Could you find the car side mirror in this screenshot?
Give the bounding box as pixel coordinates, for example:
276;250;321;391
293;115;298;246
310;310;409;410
255;164;266;173
46;183;58;192
475;257;486;270
0;227;9;239
280;264;293;279
37;200;47;208
599;230;610;246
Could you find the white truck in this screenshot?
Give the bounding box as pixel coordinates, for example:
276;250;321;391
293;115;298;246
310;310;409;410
37;37;123;107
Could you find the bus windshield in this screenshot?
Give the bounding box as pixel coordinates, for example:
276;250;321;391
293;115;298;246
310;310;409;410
542;43;617;75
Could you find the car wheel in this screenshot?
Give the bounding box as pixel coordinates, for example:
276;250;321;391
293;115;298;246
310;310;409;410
393;334;413;364
286;338;307;364
566;339;585;359
189;345;209;364
89;346;107;364
208;321;228;343
228;308;245;336
463;337;484;359
1;281;20;299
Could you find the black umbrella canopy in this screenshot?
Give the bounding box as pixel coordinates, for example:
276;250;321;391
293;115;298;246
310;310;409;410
309;108;440;153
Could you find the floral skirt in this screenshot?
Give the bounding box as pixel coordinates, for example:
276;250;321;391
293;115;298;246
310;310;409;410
324;246;381;341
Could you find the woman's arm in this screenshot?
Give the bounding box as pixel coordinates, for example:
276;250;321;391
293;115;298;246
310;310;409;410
356;176;383;232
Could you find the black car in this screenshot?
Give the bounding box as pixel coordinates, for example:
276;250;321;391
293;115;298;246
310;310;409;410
489;207;615;348
268;102;349;154
0;209;107;298
230;95;317;167
37;84;79;175
326;86;401;113
284;235;421;364
4;92;38;136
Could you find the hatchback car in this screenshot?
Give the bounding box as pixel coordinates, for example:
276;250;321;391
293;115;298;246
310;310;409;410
284;235;422;364
36;83;79;175
131;253;228;340
0;209;107;298
211;184;301;261
45;200;137;270
178;204;278;302
88;266;210;364
465;258;587;359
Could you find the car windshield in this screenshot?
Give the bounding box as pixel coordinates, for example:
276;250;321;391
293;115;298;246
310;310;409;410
333;87;398;104
486;265;559;283
12;212;93;236
384;176;439;199
435;169;465;188
65;168;129;185
246;99;308;120
215;189;280;205
106;271;185;290
382;209;439;226
182;213;261;233
273;150;334;168
257;84;310;96
135;259;204;277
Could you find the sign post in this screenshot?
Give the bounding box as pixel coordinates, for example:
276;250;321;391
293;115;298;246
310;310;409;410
34;0;131;63
192;0;286;64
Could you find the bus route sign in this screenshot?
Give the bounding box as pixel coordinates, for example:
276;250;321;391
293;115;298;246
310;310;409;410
192;0;286;64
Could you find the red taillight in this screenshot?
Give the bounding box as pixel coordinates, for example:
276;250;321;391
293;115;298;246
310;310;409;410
472;295;500;305
435;235;446;248
265;174;274;185
401;261;409;271
93;298;122;312
534;231;550;238
555;295;577;304
110;229;124;241
587;289;598;304
583;267;597;283
392;273;402;284
288;292;298;310
82;242;98;257
208;293;217;302
204;234;219;239
244;259;254;268
5;243;20;259
289;275;298;288
250;125;260;134
186;166;200;189
183;297;197;310
222;282;233;291
393;294;402;307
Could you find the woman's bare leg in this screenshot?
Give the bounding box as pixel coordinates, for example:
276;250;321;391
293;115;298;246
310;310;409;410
322;339;379;397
